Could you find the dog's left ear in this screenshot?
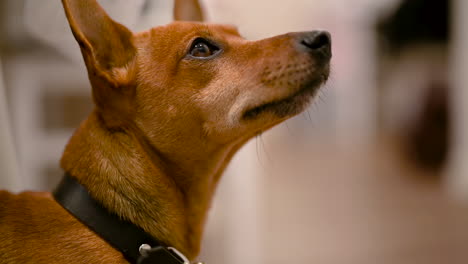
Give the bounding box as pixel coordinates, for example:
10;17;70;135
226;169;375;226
174;0;205;22
62;0;135;86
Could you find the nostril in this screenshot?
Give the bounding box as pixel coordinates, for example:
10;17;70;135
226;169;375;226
301;31;331;50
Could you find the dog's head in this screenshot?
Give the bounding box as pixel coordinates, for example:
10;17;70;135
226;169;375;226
62;0;331;151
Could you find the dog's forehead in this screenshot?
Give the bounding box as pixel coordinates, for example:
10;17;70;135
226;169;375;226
138;21;242;44
170;21;239;36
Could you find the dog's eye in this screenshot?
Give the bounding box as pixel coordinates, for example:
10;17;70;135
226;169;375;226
189;38;220;58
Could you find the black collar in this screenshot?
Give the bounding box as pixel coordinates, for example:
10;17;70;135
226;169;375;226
53;173;190;264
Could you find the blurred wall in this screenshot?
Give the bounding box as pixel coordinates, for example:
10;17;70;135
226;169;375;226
448;0;468;199
0;57;19;190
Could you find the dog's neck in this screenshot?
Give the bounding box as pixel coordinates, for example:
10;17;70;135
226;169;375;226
60;111;241;259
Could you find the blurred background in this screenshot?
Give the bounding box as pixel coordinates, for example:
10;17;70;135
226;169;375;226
1;0;468;263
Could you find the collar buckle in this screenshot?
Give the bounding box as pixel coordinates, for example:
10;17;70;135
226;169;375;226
168;247;206;264
167;247;190;264
139;244;197;264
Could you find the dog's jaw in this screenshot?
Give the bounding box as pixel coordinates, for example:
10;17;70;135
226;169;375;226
243;69;329;120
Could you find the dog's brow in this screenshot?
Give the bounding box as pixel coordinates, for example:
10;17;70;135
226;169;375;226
197;28;214;38
195;24;240;39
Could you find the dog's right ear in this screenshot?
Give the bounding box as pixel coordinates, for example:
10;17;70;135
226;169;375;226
174;0;205;22
61;0;135;87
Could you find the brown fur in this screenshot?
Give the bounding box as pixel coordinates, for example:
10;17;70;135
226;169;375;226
0;0;331;262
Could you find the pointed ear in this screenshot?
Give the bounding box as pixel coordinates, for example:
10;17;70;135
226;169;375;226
61;0;135;83
174;0;205;22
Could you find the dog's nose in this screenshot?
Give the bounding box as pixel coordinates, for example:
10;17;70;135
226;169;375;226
299;31;332;59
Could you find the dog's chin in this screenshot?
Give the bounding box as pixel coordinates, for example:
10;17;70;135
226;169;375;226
242;76;327;121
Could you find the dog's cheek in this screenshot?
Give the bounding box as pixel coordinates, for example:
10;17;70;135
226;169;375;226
176;61;218;91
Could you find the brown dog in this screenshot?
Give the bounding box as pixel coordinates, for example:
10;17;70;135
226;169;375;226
0;0;331;263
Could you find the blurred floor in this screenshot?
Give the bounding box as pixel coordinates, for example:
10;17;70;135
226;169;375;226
259;133;468;264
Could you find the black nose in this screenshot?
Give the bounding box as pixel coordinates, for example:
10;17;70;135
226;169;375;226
300;31;332;59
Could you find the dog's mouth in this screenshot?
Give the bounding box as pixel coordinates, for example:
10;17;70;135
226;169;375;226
242;73;328;120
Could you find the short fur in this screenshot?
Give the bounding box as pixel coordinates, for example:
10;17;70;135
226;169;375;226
0;0;331;263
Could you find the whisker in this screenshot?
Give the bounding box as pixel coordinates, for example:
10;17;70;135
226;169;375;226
259;133;272;163
306;109;313;123
285;121;293;136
